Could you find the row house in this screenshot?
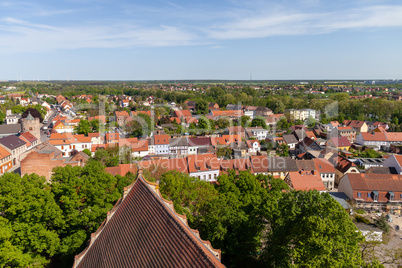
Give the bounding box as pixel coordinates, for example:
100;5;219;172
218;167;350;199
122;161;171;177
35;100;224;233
19;131;38;150
119;138;149;158
169;137;188;155
211;110;243;120
0;145;12;174
0;135;27;165
313;158;336;190
356;131;402;150
211;135;241;148
250;156;298;179
284;170;326;192
187;154;220;182
154;134;170;155
338;173;402;215
49;133;91;157
187;137;211;155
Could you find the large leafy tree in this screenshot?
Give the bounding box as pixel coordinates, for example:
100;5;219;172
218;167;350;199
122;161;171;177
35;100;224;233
74;119;91;135
251;117;267;129
0;173;64;267
50;161;122;256
262;190;365;267
195;100;209;115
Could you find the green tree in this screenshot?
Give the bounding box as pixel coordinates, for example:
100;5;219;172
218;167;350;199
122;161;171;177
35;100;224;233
240;115;250;128
262;190;364;267
82;148;91;157
276;143;289;156
0;173;64;267
51;161;122;256
90;119;100;133
306;116;316;127
251;117;267;129
195;100;209;115
74;120;91;135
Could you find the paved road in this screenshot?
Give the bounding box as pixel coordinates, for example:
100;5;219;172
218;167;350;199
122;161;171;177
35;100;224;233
40;109;57;143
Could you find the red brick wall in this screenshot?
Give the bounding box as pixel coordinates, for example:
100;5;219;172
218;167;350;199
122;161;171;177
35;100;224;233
20;151;79;182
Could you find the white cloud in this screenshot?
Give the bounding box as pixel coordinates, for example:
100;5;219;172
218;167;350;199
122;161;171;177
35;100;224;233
207;5;402;39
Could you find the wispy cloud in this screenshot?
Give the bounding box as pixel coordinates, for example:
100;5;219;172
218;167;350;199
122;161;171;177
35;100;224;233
207;5;402;39
1;3;402;54
0;18;199;53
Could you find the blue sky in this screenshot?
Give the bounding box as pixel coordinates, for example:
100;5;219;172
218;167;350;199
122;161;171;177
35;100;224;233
0;0;402;80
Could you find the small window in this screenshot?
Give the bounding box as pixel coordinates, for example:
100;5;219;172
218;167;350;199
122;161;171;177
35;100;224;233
367;193;371;198
357;192;361;197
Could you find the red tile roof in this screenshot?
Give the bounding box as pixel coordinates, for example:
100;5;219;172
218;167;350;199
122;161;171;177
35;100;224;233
20;131;37;143
187;154;219;173
154;134;170;145
287;171;326;191
329;137;351;147
74;173;223;268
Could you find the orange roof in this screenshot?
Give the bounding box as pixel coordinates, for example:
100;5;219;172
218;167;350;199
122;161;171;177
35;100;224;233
105;164;137;177
211;135;241;146
313;158;335;173
0;145;11;159
88;132;100;137
385;132;402;142
154;134;170;145
219;158;252;173
212;110;243;117
20;131;37;143
105;132;119;142
287;171;326;191
170;117;181;124
187;154;219;173
49;133;91;145
360;132;387;142
115;111;130;118
305;131;316;140
185;117;198;124
174;110;192;118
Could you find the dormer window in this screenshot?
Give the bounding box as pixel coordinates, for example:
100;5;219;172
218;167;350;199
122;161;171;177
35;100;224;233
372;191;379;202
389;191;395;201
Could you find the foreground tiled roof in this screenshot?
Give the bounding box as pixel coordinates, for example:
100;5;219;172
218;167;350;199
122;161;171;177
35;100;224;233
74;171;223;268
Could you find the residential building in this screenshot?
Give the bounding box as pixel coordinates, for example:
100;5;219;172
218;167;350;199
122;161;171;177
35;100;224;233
245;127;269;140
335;156;360;185
211;110;243;119
338;173;402;215
148;137;155;154
326;137;351;150
0;145;12;174
287;109;318;121
19;131;38;150
343;120;368;133
187;154;220;181
383;154;402;174
169;137;188;155
331;126;357;143
0;135;27;165
254;107;273;117
188;137;211;155
115;111;130;126
250;156;298;178
225;126;246;138
313;158;336;190
246;140;260;154
282;134;298;149
72;172;224;268
284;170;326;192
105;132;119;145
154;134;170;154
49;133;91;157
5;110;21;124
219;158;252;174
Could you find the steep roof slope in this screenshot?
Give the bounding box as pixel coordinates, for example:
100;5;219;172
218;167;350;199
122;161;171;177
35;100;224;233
74;172;223;268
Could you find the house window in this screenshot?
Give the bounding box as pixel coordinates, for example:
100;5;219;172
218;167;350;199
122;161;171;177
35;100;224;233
357;192;361;197
367;193;371;198
389;192;395;201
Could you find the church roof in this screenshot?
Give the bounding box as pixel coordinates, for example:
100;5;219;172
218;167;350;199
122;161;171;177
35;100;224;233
74;171;224;268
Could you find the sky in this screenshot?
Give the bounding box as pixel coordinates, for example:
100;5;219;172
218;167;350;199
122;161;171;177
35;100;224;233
0;0;402;80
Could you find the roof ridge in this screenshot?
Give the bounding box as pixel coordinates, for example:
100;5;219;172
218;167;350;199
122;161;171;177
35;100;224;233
73;170;223;268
